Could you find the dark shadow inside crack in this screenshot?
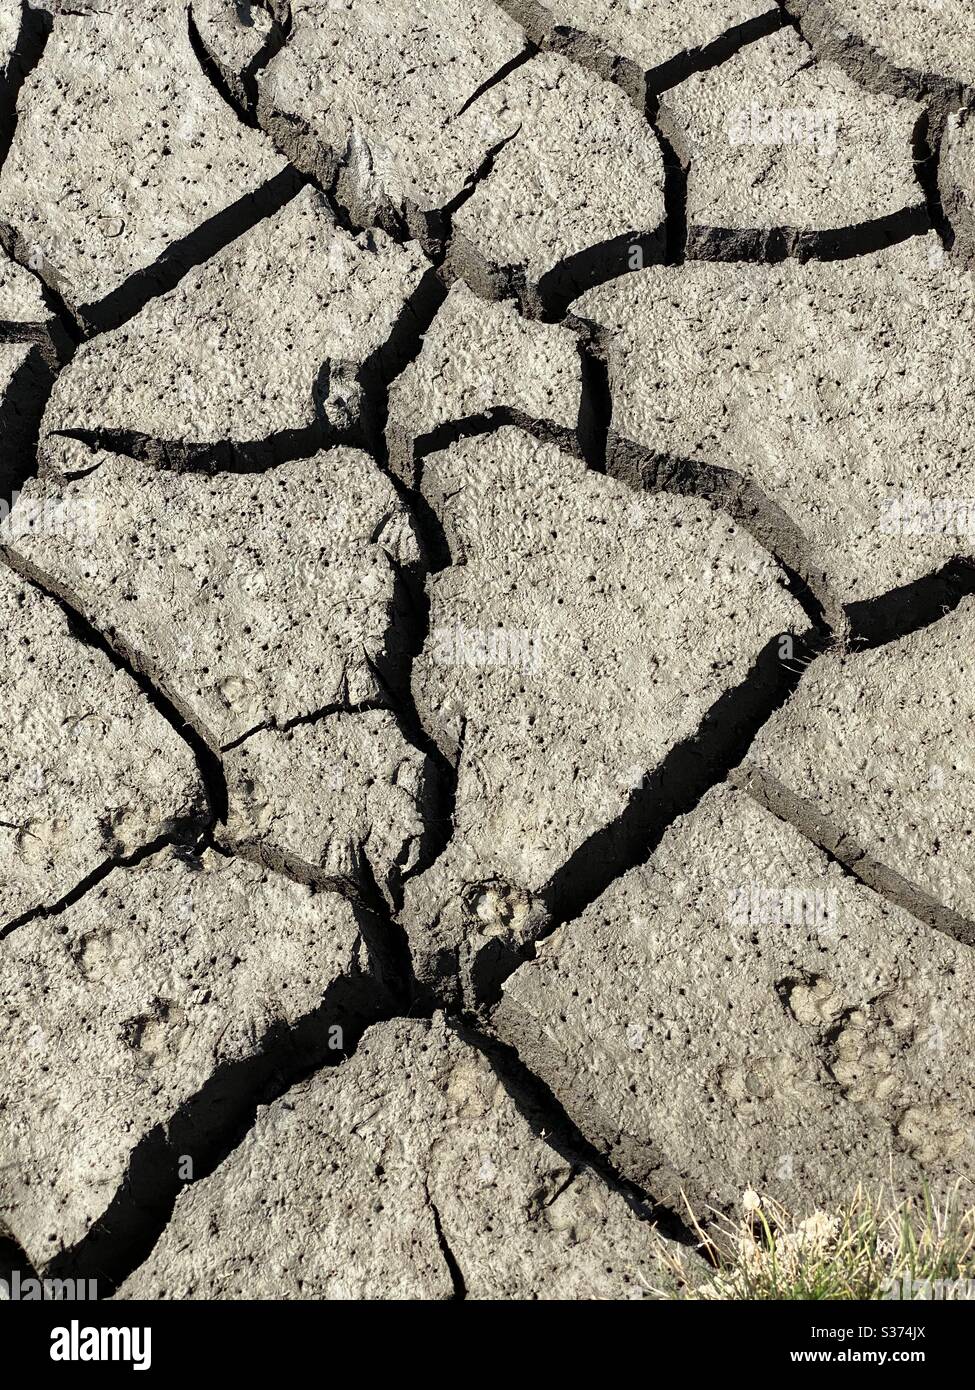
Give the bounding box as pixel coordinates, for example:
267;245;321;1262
188;1;382;246
535;228;667;321
647;100;688;268
0;1230;38;1290
0;836;207;943
0;343;56;510
0;222;84;348
845;557;975;651
459;630;826;1015
353;854;422;1011
51;418;339;478
49;355;380;477
208;822;426;1012
412;407;580;471
187;1;250;119
492;0;643;106
215;767;429;1011
357;265;450;467
454;42;537;118
363;555;461;908
645;6;786;97
918;105;958;254
6;0;969;1305
426;1192;468;1300
780;0;969;112
576;335;612;472
188;0;293;126
246;1;293;84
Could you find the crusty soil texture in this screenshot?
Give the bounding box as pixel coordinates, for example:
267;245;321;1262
0;0;973;1300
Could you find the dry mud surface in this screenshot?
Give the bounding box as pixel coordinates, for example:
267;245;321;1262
0;0;974;1301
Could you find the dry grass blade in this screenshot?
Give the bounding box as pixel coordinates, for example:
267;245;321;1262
642;1185;975;1300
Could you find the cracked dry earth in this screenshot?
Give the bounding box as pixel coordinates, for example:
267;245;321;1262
0;0;974;1305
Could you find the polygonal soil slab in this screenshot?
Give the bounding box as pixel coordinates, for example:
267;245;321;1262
742;597;975;926
39;186;428;467
664;26;922;252
117;1017;693;1299
0;2;285;328
221;711;430;908
495;784;975;1211
0;562;204;928
449;52;665;308
386;280;584;481
401;428;804;995
256;0;525;241
497;0;773;98
578;236;975;608
785;0;975;103
0;847;388;1274
4;448;420;749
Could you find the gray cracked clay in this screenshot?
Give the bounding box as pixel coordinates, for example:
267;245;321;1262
495;785;975;1211
449;51;665;305
262;4;665;280
117;1017;695;1300
0;3;284;325
0;563;204;928
6;448;421;749
257;0;525;240
784;0;975;102
1;0;974;1304
221;710;430;908
401;428;803;996
386;280;584;480
665;26;922;246
0;846;386;1271
579;237;975;608
0;245;56;334
496;0;772;98
744;598;975;926
192;0;285;111
39;186;427;462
